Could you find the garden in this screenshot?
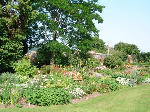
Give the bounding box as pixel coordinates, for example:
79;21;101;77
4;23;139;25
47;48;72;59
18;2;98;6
0;0;150;111
0;40;150;110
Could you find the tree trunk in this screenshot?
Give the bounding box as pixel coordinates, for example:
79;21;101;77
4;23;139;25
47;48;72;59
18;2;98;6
53;30;57;41
22;39;28;55
50;30;57;65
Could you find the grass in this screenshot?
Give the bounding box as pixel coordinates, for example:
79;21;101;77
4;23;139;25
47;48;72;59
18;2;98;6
0;84;150;112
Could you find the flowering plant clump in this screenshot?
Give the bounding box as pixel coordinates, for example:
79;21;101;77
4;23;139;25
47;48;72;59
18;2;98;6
95;66;107;70
116;77;137;87
69;88;86;99
143;78;150;83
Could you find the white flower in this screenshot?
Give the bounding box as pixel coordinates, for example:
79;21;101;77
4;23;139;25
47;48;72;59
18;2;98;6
69;88;86;99
143;78;150;83
16;83;28;88
43;79;48;82
58;80;61;82
116;77;136;86
41;75;47;79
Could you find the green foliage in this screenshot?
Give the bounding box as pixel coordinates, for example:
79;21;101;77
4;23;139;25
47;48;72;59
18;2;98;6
77;37;106;54
125;71;144;84
111;50;127;61
76;37;106;64
34;41;71;67
114;42;140;59
69;52;83;68
0;72;27;84
27;68;74;89
0;72;28;105
104;55;123;68
91;37;107;53
86;58;101;68
26;88;71;106
40;65;51;74
82;76;99;94
0;83;12;105
28;1;104;47
81;73;107;94
0;40;24;73
0;82;22;105
0;0;104;73
13;59;38;77
98;78;119;93
111;73;124;79
97;69;113;76
0;0;36;73
44;72;74;89
112;70;144;85
15;104;22;108
1;85;150;112
138;52;150;62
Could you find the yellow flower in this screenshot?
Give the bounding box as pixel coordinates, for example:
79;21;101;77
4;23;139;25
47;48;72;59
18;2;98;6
101;77;106;81
70;64;73;69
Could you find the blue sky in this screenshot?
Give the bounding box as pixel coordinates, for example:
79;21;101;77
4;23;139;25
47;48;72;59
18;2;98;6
96;0;150;52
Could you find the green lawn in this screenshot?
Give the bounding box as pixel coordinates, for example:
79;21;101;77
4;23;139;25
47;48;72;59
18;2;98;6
1;84;150;112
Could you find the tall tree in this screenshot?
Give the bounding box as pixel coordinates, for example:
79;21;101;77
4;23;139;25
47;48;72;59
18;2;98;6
0;0;36;72
114;42;140;59
0;0;104;72
28;0;104;47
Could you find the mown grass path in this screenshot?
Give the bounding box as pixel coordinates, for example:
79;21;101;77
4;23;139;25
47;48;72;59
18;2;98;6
1;84;150;112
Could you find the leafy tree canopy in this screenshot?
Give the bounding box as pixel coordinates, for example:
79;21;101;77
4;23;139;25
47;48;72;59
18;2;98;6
138;52;150;62
0;0;104;72
29;0;104;47
77;37;106;53
34;41;71;67
114;42;140;58
0;0;36;72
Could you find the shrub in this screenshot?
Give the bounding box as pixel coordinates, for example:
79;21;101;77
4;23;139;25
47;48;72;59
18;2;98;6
104;55;123;68
111;50;127;61
26;88;71;106
34;41;71;67
82;76;100;94
68;52;83;68
0;39;24;73
13;59;38;77
82;84;97;94
98;78;119;93
86;58;101;68
77;37;106;54
77;37;106;62
114;42;140;59
138;52;150;62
